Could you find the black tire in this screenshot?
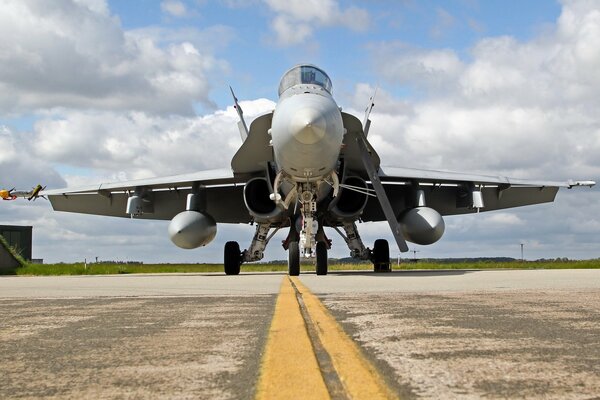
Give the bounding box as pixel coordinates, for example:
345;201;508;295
316;242;328;276
373;239;390;272
224;241;241;275
288;241;300;276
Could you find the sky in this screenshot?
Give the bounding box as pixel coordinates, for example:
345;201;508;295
1;0;599;263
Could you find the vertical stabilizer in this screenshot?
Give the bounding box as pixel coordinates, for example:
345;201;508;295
362;87;377;137
230;86;249;141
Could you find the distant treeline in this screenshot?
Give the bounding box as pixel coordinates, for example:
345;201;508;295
265;257;594;265
333;257;517;264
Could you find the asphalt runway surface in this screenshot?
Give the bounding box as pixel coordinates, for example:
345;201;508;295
1;269;599;399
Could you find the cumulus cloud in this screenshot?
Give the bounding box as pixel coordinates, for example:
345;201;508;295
0;99;275;263
368;42;464;92
263;0;369;46
0;0;226;115
30;98;276;185
0;125;65;189
160;0;188;17
366;0;600;182
430;7;457;38
2;0;599;263
341;0;600;260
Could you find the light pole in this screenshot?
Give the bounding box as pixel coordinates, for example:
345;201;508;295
520;243;524;262
412;249;420;263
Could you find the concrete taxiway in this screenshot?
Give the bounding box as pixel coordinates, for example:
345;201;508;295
1;269;599;399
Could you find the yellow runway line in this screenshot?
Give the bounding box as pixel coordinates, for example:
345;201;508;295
291;277;398;400
255;277;330;400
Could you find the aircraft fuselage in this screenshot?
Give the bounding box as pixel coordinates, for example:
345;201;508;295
271;65;344;183
271;89;344;182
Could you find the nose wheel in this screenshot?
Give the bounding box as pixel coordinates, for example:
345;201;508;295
316;241;328;275
288;241;300;276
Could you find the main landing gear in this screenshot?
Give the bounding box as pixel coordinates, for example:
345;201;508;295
333;222;391;272
224;241;242;275
372;239;391;272
224;230;390;275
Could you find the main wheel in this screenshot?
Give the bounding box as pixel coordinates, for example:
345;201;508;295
288;241;300;276
224;241;241;275
316;242;328;276
373;239;390;272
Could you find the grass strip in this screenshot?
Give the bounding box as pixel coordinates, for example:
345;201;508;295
12;259;600;276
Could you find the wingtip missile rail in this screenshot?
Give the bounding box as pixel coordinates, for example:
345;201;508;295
567;180;596;189
0;184;47;201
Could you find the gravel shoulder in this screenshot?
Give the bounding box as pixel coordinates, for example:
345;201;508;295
322;289;600;399
0;295;276;399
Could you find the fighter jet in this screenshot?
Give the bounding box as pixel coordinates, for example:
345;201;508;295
42;64;595;275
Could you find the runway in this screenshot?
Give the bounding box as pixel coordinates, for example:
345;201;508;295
1;269;599;399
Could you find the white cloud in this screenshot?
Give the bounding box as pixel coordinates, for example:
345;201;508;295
346;0;600;260
0;99;276;263
270;15;313;46
32;99;275;184
161;0;188;17
369;43;464;92
366;0;600;183
0;0;227;115
263;0;369;46
483;213;524;226
0;125;65;189
430;7;457;38
2;0;599;264
127;25;236;54
73;0;110;15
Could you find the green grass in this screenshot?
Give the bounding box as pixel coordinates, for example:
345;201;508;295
394;260;600;270
0;235;27;268
10;259;600;276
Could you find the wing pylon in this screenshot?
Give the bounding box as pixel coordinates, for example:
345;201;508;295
355;131;409;253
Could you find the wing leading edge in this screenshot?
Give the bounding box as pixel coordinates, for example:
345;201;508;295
41;169;252;223
359;166;594;221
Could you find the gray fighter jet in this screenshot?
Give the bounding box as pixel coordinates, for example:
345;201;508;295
42;64;595;275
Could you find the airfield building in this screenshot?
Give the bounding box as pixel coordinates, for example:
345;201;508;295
0;225;32;261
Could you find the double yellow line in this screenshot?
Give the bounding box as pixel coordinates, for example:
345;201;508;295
255;276;397;400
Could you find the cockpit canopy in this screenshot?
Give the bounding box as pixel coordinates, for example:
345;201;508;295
278;65;332;96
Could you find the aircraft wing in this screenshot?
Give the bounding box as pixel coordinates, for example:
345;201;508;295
41;168;253;223
360;166;593;221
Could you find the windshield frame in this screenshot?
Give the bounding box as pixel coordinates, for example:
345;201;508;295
278;65;332;96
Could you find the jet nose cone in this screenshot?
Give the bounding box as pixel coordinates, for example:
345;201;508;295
290;108;327;145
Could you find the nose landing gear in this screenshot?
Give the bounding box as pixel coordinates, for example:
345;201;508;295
315;241;328;275
288;241;300;276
